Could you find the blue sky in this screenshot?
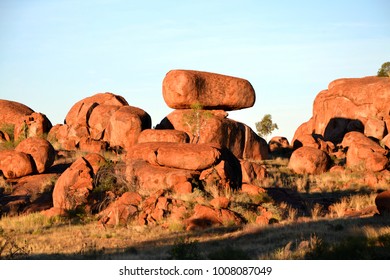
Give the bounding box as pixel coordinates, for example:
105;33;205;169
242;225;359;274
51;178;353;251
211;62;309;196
1;0;389;141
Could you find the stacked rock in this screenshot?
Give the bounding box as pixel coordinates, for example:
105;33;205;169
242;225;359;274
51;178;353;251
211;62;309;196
157;69;268;161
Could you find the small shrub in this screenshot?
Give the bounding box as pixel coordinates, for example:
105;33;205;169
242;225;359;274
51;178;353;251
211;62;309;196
0;226;31;259
306;234;390;259
208;245;250;260
169;237;200;260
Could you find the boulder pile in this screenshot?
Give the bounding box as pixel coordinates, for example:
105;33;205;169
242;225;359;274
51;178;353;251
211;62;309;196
289;76;390;176
1;70;269;228
288;76;390;215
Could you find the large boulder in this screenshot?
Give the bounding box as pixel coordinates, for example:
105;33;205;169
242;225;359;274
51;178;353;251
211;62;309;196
0;150;35;179
14;112;52;141
341;132;388;172
127;142;221;171
292;76;390;145
104;106;151;151
0;99;34;125
52;154;106;211
157;109;268;161
88;104;121;140
185;204;243;230
288;146;330;175
0;100;52;141
65;92;128;128
98;192;141;226
15;137;55;173
125;159;199;196
162;70;255;111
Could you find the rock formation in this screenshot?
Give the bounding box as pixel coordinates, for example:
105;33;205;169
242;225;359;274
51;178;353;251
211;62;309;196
290;76;390;175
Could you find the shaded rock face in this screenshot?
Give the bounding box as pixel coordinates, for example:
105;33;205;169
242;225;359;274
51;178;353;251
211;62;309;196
269;136;290;153
162;70;255;111
0;174;58;216
288;146;330;175
292;76;390;145
375;190;390;215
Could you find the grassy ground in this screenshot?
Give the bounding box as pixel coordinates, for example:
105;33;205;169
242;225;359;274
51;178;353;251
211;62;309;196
1;157;390;260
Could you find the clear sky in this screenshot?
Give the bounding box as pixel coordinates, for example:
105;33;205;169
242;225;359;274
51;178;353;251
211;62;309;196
1;0;389;141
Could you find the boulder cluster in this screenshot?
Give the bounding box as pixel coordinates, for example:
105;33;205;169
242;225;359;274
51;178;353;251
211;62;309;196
0;70;269;228
289;76;390;214
1;72;390;225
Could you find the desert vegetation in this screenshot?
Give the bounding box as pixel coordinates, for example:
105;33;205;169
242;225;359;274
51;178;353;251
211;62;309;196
0;151;389;260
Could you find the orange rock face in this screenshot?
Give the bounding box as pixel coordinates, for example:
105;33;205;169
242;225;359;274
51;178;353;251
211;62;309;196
0;99;34;125
0;150;35;179
104;106;151;151
52;157;97;210
158;109;268;161
288;146;330;175
127;142;221;171
162;70;256;111
292;76;390;144
341;132;388;172
65;92;128;128
137;129;189;144
15;137;55;173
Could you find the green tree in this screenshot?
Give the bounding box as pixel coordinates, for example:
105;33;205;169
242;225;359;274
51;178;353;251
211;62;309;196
377;62;390;77
255;114;278;139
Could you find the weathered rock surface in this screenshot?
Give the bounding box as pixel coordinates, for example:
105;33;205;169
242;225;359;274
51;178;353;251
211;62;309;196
0;100;52;141
0;99;34;125
65;92;128;128
0;150;35;179
288;146;330;174
103;106;152;151
15;137;55;173
127;142;221;171
240;160;267;184
185;204;243;230
125;159;199;196
51;154;106;211
341;132;388;172
98;192;141;226
162;70;255;111
14;112;52;141
49;93;151;152
157;109;268;161
268;136;290;153
292;76;390;145
137;129;189;144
